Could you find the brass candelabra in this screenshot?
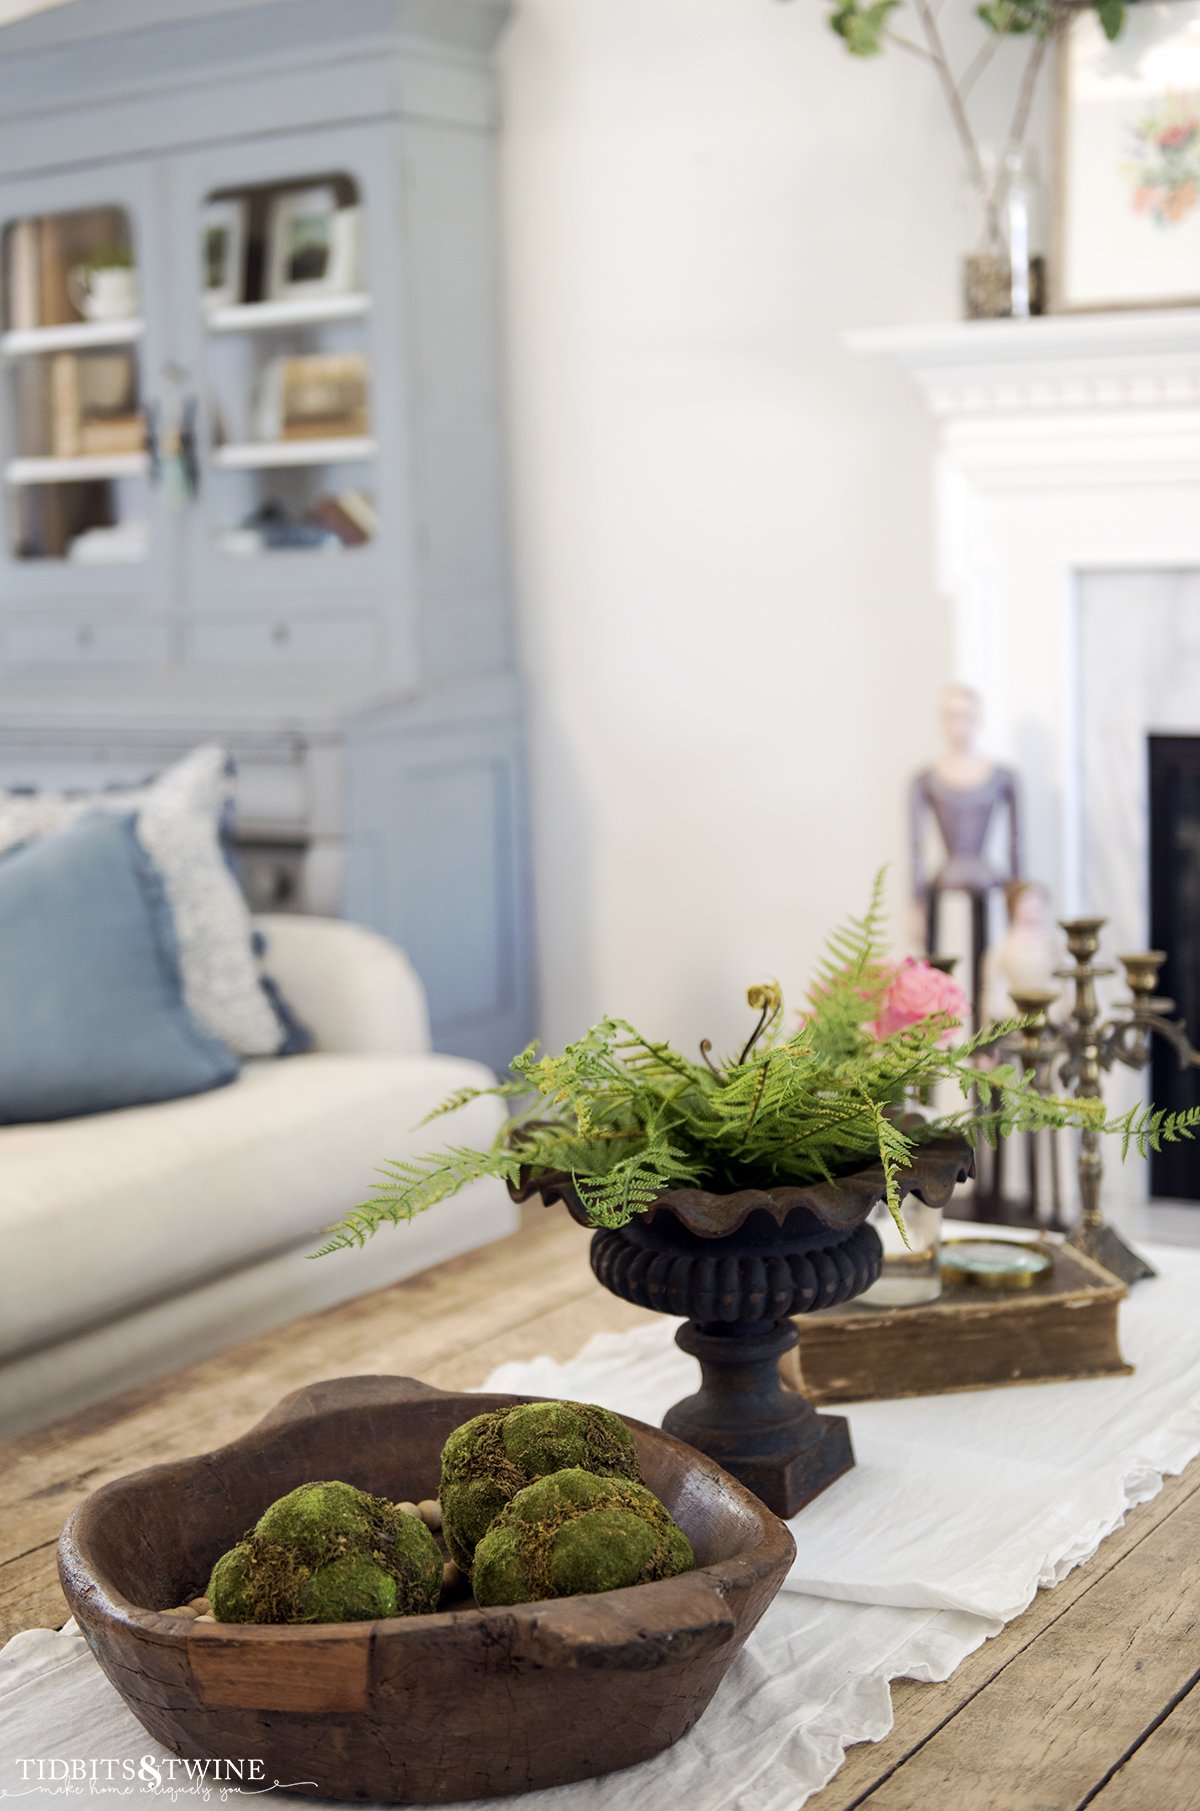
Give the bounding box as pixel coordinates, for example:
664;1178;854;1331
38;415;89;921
1009;918;1200;1286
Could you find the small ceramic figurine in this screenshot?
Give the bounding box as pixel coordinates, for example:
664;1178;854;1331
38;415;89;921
911;683;1021;1023
981;879;1063;1024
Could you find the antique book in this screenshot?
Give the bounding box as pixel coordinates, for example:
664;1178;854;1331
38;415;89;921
308;495;369;547
50;353;81;456
7;218;40;331
282;410;369;441
279;352;368;438
781;1242;1130;1402
336;488;378;536
79;412;145;456
37;214;69;325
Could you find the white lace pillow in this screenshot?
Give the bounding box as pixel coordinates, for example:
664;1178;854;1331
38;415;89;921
0;746;296;1057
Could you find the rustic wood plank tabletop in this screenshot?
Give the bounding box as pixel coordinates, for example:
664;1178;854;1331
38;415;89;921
2;1206;1197;1810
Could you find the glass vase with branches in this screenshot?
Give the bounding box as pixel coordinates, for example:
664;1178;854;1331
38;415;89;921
777;0;1135;315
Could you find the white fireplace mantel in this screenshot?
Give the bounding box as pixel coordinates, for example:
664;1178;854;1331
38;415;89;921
847;309;1200;420
851;311;1200;1222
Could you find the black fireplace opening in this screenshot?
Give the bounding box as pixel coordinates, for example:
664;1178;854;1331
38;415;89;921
1148;736;1200;1201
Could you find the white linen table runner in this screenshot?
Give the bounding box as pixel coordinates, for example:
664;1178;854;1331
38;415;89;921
4;1234;1199;1811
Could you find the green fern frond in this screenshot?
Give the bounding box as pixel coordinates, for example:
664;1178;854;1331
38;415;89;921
854;1089;915;1241
1107;1102;1200;1159
573;1146;677;1228
311;1141;520;1255
419;1077;526;1126
956;1017;1024;1059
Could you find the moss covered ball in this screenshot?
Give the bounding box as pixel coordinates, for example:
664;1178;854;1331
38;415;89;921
439;1400;641;1572
207;1480;442;1624
472;1467;695;1607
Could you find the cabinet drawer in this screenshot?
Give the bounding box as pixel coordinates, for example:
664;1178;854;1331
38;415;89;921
185;616;379;666
4;618;171;665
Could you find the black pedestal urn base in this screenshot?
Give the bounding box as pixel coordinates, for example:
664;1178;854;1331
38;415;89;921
518;1140;971;1520
666;1321;854;1516
591;1212;881;1517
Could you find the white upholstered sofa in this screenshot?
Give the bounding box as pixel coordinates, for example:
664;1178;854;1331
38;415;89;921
0;915;516;1439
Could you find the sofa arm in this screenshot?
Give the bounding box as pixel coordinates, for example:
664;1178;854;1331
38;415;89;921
254;914;432;1057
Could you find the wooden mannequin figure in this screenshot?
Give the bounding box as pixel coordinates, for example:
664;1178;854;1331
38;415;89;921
911;684;1021;1027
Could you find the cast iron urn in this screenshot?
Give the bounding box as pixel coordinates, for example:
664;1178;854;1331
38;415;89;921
515;1138;971;1518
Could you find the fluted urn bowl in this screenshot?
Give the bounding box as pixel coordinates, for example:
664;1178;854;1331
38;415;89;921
513;1136;972;1517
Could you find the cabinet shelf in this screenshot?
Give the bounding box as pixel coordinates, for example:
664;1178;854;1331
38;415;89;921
1;319;144;356
211;437;376;470
5;453;148;484
204;295;371;334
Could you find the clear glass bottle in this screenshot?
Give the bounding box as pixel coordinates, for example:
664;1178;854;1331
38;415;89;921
860;1197;943;1306
962;148;1045;320
1003;147;1045;318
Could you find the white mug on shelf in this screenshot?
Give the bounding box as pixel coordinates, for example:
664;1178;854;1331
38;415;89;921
68;263;139;322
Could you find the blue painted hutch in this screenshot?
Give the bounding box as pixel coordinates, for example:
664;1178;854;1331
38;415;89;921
0;0;534;1070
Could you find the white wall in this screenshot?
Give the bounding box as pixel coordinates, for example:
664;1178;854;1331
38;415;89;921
499;0;1050;1055
0;0;55;20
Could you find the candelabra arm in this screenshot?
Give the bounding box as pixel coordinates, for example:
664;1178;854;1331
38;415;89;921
1099;1019;1150;1074
1136;1010;1200;1070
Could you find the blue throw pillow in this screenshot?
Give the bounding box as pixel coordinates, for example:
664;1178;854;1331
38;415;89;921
0;746;312;1058
0;811;240;1123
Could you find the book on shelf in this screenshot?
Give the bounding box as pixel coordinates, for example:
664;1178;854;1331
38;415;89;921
308;495;369;547
78;412;144;456
253;352;370;441
281;411;370;441
279;351;369;440
7;219;40;332
336;488;377;537
50;352;81;456
37;216;70;327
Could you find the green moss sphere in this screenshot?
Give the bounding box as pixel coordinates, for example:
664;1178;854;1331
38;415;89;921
472;1467;695;1607
207;1481;441;1624
439;1400;641;1572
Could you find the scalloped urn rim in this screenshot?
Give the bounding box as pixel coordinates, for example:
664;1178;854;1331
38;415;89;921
510;1134;973;1241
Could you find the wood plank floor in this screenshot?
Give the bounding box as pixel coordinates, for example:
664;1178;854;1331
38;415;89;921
2;1207;1197;1810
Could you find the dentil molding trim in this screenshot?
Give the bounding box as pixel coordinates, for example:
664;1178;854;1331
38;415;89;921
845;311;1200;419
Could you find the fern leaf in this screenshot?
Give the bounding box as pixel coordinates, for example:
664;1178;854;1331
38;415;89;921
310;1141;520;1255
418;1078;523;1126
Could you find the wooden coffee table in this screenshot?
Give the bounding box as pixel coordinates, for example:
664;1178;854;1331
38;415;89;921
2;1206;1197;1809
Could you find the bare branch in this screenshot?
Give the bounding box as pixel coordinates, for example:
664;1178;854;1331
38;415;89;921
959;33;1002;99
1005;35;1047;154
883;29;940;63
1001;0;1072;155
908;0;986;189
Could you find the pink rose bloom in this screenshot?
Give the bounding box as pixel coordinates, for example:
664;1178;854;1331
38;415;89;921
872;958;968;1045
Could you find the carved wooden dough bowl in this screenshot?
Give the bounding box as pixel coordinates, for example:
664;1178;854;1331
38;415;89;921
58;1375;796;1803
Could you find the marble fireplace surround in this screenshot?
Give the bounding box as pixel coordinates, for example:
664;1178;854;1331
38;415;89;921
851;311;1200;1223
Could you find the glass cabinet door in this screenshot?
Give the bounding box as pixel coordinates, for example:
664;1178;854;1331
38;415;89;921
168;124;413;617
0;159;173;608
